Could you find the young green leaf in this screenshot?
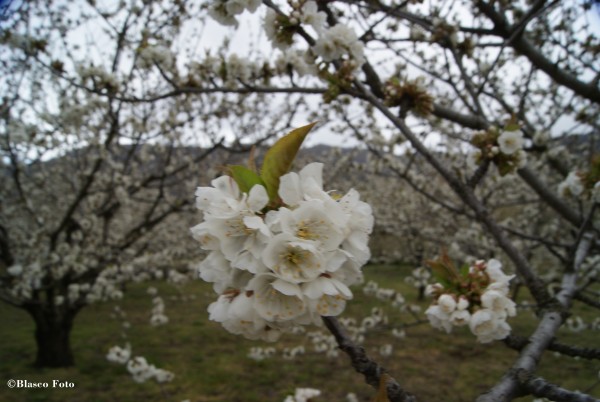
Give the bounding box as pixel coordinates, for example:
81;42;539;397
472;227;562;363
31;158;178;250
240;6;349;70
228;165;265;194
260;122;318;202
504;114;520;132
426;251;459;288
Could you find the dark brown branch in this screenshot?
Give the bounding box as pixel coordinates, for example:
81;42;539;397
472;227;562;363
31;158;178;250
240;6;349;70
111;85;327;103
517;167;583;227
505;334;600;360
432;104;489;130
322;316;417;402
475;0;600;104
574;291;600;309
354;80;550;305
515;369;600;402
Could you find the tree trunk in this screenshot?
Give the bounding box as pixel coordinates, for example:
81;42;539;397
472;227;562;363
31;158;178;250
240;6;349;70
26;305;77;368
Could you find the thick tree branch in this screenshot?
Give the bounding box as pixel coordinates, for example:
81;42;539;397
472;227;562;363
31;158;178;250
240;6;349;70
515;369;600;402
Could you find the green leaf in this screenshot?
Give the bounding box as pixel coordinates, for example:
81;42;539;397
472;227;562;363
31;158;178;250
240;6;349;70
260;122;318;202
459;263;470;278
426;251;460;288
228;165;265;194
504;114;520;131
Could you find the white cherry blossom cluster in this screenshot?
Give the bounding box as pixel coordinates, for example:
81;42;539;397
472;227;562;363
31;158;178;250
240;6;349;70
126;356;175;384
283;387;321;402
363;280;408;310
207;0;262;26
245;308;392;362
497;129;525;156
137;45;174;70
106;345;174;384
192;162;373;341
263;1;364;66
425;258;517;343
469;127;527;175
379;343;393;357
264;1;327;50
150;296;169;326
282;345;306;360
404;267;432;289
313;24;365;66
565;316;587;333
558;171;584;198
247;346;276;361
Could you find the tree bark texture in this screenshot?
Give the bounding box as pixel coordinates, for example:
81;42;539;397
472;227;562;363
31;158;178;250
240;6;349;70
26;305;77;368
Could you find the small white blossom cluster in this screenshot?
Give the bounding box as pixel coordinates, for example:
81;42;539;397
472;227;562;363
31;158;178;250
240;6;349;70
581;255;600;282
8;258;166;308
283;345;306;360
404;267;431;289
264;2;327;50
359;307;388;333
295;1;326;31
208;0;261;26
283;387;321;402
106;344;131;364
247;346;276;361
275;49;318;77
565;316;587;333
262;1;364;68
248;309;394;362
346;393;359;402
425;259;517;343
313;24;365;66
379;343;393;357
6;262;43;300
167;269;191;285
126;357;175;384
106;346;174;384
192;162;373;341
306;330;340;358
469;127;527;174
558;171;584;198
189;53;266;86
137;45;174;70
76;64;120;92
150;296;169;326
497;130;525;156
363;280;407;310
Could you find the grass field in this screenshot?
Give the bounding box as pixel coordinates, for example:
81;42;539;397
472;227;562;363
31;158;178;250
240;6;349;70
0;264;598;402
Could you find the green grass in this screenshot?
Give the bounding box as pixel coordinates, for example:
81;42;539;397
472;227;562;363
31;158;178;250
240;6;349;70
0;264;598;402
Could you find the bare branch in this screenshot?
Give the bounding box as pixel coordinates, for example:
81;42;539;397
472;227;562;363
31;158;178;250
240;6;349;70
478;231;595;401
515;369;600;402
322;316;417;402
517;167;583;227
475;0;600;104
505;335;600;360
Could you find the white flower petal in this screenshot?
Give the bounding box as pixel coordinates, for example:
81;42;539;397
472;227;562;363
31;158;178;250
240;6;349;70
247;184;269;212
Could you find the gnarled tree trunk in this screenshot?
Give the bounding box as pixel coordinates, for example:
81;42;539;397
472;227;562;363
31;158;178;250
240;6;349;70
25;304;78;368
